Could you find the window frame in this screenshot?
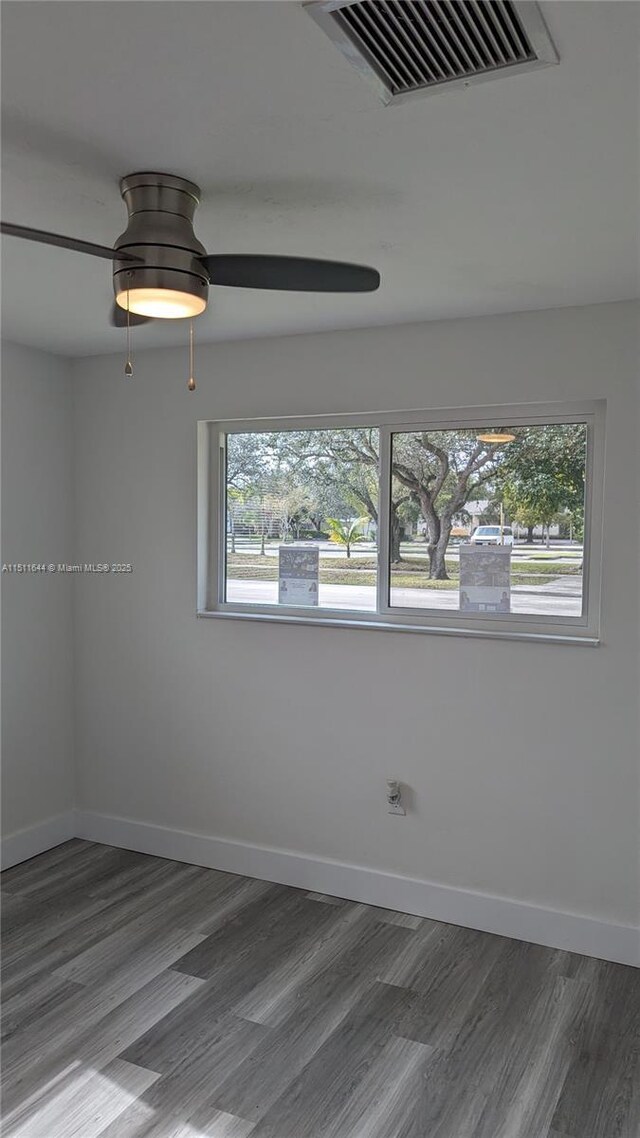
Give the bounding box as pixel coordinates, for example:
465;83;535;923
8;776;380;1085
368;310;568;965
197;400;605;644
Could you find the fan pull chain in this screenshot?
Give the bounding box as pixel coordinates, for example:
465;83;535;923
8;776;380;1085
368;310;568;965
124;286;133;377
187;319;196;391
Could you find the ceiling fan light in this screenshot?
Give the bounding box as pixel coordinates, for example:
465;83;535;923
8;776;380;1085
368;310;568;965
116;287;206;320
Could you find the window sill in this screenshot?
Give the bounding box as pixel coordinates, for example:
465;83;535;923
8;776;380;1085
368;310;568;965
197;609;600;646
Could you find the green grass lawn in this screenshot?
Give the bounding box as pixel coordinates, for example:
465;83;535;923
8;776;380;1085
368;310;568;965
226;553;570;590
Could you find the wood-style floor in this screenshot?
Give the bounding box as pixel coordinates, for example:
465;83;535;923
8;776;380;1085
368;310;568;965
1;841;638;1138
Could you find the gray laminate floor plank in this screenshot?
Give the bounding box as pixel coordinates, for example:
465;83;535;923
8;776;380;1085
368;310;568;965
171;887;342;987
232;900;372;1025
0;889;115;972
469;974;594;1138
165;895;354;1031
0;970;85;1041
306;891;348;906
549;958;640;1138
391;923;509;1049
80;856;200;913
0;839;96;893
330;916;421;980
398;939;581;1138
1;969;205;1120
211;963;387;1121
92;1100;161;1138
53;912;206;988
121;980;251;1075
97;1100;256;1138
0;862;198;993
84;858;261;934
323;1033;432;1138
359;905;425;930
156;871;257;930
246;980;418;1138
2;841;639;1138
1;900;126;997
307;891;424;929
4;1057;160;1138
180;1105;257;1138
3;842;151;904
136;1013;269;1119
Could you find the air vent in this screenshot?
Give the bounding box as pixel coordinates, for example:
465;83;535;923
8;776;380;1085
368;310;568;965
305;1;558;104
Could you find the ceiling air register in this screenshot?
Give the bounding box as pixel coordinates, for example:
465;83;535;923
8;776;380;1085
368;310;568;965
306;0;558;104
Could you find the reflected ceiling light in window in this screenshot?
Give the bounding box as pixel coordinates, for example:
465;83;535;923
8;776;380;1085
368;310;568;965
477;431;516;444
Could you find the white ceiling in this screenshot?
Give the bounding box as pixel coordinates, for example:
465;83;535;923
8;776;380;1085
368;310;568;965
1;0;638;356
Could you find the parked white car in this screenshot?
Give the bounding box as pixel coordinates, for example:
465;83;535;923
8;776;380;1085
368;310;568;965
469;525;515;546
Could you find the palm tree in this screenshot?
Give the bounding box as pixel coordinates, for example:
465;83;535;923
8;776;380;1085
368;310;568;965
325;516;369;559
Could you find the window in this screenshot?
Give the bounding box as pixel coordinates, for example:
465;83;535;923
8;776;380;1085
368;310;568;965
198;402;605;643
222;427;379;612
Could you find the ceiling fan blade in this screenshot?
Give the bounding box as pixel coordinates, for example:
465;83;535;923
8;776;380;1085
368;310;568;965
199;254;380;293
110;303;152;328
1;222;141;262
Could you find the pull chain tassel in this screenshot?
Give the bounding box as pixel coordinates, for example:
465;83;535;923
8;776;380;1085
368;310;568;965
187;319;196;391
124;286;133;376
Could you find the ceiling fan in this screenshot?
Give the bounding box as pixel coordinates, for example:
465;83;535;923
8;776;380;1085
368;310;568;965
1;172;381;330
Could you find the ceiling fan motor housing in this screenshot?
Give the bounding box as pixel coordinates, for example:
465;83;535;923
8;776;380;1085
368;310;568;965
113;173;209;313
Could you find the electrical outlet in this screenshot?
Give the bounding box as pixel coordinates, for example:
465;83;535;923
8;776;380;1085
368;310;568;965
387;801;406;816
386;778;406;815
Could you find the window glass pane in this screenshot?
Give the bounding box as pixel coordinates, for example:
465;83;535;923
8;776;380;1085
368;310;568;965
389;424;587;618
225;428;379;611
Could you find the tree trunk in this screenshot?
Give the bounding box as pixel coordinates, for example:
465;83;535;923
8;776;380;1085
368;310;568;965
526;525;534;544
390;510;402;564
345;542;351;558
260;532;266;556
429;521;452;579
417;494;444;579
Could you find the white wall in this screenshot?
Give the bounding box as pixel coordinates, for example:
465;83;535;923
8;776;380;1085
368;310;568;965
1;341;75;841
72;302;639;932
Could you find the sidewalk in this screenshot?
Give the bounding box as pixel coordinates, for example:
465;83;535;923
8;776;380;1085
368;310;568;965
227;579;582;617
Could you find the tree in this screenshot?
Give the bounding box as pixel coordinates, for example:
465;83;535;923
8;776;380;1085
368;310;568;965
245;495;283;554
303;429;410;563
498;425;586;548
325;516;369;558
225;422;587;582
227;486;247;552
391;432;504;579
277;486;318;541
226;432;270;492
259;427;504;578
503;496;541;544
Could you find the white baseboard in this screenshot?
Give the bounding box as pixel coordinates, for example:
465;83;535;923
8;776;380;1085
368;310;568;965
75;810;639;968
1;810;77;870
